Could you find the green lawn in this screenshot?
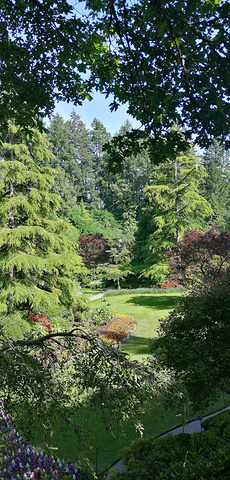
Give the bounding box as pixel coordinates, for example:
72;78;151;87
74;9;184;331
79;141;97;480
27;290;230;475
89;291;182;360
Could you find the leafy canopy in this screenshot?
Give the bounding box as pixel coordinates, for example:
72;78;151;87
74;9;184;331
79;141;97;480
0;323;178;450
88;0;230;165
1;0;230;161
0;0;109;133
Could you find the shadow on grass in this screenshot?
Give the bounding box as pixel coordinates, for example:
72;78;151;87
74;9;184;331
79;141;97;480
125;294;180;310
122;336;150;355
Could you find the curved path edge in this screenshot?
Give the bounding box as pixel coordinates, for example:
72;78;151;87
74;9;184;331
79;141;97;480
105;403;230;479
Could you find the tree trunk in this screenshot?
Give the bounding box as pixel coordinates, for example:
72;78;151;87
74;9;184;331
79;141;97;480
174;161;181;264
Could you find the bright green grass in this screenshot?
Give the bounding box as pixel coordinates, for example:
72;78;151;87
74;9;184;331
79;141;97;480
89;292;182;361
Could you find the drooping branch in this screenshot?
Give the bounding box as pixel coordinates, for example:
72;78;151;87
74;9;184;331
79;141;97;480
0;327;91;352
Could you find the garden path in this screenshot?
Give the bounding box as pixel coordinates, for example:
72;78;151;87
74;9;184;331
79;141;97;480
88;286;115;301
105;404;230;479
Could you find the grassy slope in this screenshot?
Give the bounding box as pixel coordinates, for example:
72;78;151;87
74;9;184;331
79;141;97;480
30;290;230;474
73;291;228;473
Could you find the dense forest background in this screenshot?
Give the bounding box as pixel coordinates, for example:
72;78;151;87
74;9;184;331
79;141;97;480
46;111;230;286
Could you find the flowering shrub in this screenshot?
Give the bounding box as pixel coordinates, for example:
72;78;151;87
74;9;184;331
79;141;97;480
89;313;135;345
106;315;135;344
90;300;113;325
29;314;54;335
150;283;179;289
0;400;82;479
160;283;176;289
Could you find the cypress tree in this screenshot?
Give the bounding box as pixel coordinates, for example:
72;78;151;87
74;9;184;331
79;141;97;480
0;124;84;313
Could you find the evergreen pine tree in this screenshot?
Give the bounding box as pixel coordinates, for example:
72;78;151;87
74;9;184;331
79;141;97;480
47;113;78;216
90;117;111;209
0;124;84;313
98;120;151;220
203;160;229;230
136;148;213;283
48;111;96;211
66;111;95;204
202;141;230;230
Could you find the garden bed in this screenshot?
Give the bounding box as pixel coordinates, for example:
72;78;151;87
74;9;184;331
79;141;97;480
0;399;82;480
88;314;136;345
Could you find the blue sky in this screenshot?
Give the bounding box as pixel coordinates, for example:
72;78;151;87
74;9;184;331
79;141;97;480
53;91;141;135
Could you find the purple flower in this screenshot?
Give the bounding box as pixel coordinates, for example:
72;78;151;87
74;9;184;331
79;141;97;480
0;399;83;479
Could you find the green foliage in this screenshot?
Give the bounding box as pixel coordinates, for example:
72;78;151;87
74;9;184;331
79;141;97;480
90;0;230;162
37;304;75;331
68;201;123;238
135;148;212;282
202;141;230;230
99;264;132;287
103;287;180;296
99;122;151;219
90;210;123;238
0;124;85;312
139;262;169;285
0;312;31;340
202;411;230;433
98;240;133;289
0;325;178;450
113;419;230;480
48;112;96;210
0;1;107;134
112;434;190;479
151;280;230;409
1;0;230;162
89;299;113;326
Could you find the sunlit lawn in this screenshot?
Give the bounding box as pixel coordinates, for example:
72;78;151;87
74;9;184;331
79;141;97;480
89;291;182;360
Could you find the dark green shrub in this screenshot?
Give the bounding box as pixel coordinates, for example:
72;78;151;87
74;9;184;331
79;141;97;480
0;311;31;340
112;434;190;480
153;281;230;409
202;410;230;433
112;424;230;480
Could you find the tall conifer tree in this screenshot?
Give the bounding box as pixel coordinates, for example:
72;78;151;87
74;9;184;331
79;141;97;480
202;141;230;230
0;124;84;313
136;148;213;282
90;117;112;210
97;120;151;220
